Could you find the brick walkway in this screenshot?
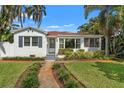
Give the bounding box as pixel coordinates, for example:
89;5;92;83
38;62;59;88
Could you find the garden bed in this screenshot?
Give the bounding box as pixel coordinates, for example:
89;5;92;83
52;68;64;88
52;63;84;88
2;57;45;61
15;62;42;88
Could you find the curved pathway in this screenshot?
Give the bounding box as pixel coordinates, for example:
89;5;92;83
38;62;59;88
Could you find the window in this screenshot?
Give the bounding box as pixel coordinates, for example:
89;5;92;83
76;39;80;48
38;37;42;48
65;39;75;48
49;38;55;48
90;38;94;47
84;38;89;47
24;36;30;46
19;36;23;47
94;38;99;47
84;38;99;47
32;37;38;46
59;38;81;49
59;38;64;48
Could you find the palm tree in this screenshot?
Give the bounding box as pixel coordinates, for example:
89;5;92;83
26;5;46;28
0;26;13;43
88;17;101;34
84;5;117;56
15;5;25;28
78;17;101;34
0;5;46;29
0;5;46;43
114;6;124;32
77;23;89;32
0;6;16;32
109;6;124;56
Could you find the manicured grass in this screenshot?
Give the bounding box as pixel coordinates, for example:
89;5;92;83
0;62;33;87
65;62;124;88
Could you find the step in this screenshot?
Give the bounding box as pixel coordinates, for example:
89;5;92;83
46;55;56;61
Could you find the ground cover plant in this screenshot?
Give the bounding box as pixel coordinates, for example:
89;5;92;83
21;63;41;88
58;49;111;60
52;63;82;88
2;57;45;61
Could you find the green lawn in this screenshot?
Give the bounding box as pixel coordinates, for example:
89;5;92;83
0;62;33;87
65;62;124;88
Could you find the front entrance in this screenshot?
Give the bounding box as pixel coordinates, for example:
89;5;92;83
46;38;56;60
48;38;56;49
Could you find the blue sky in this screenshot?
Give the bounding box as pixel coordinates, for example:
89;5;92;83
15;5;99;32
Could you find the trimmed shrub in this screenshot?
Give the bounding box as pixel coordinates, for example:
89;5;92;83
58;48;73;55
22;73;39;88
64;80;78;88
58;69;69;82
58;49;65;55
21;63;41;88
64;50;108;60
53;64;80;88
93;50;105;59
83;52;94;59
78;49;85;53
29;63;41;71
2;57;45;61
52;63;61;70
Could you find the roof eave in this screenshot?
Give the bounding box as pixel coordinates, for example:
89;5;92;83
12;26;47;35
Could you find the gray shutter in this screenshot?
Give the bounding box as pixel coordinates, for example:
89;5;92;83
38;37;42;48
19;36;23;47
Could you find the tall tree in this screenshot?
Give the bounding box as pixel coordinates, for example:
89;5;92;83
0;5;46;30
84;5;117;56
26;5;46;28
78;17;101;34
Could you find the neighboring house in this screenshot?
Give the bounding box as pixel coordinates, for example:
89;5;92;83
0;27;103;60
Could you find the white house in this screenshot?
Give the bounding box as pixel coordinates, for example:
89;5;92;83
0;27;103;60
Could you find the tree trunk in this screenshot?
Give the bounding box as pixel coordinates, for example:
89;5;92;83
105;7;110;56
105;35;109;56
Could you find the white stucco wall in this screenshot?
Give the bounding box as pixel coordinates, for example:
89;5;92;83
13;29;47;57
0;42;14;57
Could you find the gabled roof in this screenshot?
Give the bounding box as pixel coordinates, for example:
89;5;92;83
12;26;47;35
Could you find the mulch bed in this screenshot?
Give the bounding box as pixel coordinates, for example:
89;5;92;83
80;59;114;62
0;60;42;62
52;63;86;88
14;67;29;88
52;68;64;88
56;59;115;63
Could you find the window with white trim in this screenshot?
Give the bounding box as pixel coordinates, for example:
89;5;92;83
84;38;99;47
76;39;81;48
59;38;64;48
24;36;30;46
32;37;38;46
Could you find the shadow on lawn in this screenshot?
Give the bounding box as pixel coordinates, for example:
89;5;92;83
93;62;124;83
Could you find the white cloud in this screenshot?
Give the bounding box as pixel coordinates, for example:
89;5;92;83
46;25;61;29
44;24;76;31
46;24;75;29
64;24;74;27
